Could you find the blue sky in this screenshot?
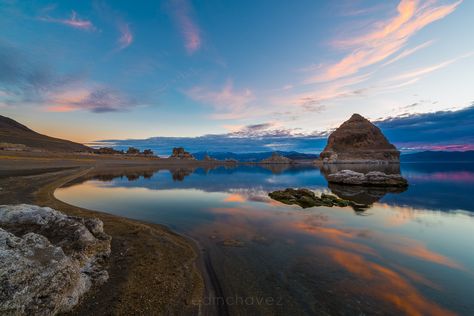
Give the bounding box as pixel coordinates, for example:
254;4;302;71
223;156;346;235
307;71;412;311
0;0;473;151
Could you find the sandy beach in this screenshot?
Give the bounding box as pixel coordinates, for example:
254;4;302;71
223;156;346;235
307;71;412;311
0;151;227;315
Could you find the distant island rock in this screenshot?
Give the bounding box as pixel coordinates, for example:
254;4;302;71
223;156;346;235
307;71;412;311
259;152;294;164
0;204;111;315
319;114;400;164
327;170;408;187
170;147;195;159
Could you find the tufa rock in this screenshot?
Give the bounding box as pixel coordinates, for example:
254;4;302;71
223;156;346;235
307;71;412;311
327;170;408;187
319;114;400;163
0;204;111;315
259;152;294;164
170;147;195;160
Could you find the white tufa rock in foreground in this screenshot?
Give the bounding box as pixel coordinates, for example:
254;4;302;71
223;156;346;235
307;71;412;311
327;170;408;187
0;204;111;315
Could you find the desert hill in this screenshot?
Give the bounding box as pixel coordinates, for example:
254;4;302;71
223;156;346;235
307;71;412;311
0;115;91;152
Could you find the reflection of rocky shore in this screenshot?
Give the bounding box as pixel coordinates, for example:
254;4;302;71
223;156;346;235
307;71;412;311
328;183;407;205
320;164;407;204
320;163;401;175
170;168;195;181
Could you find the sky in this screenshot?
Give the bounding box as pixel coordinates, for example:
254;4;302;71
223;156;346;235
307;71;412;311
0;0;473;152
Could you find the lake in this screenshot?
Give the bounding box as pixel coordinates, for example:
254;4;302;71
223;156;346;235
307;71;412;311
55;163;474;315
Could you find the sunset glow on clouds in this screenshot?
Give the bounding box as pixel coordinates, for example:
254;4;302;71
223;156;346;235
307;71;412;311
39;10;96;31
0;0;473;147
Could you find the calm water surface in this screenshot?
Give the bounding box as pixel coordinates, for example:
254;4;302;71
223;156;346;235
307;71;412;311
55;163;474;315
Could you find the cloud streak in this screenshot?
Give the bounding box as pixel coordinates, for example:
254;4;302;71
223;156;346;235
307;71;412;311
117;22;133;50
168;0;202;54
39;10;96;31
308;0;462;83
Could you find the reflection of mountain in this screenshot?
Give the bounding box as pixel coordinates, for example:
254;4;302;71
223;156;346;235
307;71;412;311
402;151;474;162
328;183;407;205
62;163;474;213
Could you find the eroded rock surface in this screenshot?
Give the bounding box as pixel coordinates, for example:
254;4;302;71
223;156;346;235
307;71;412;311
319;114;400;163
327;170;408;187
269;188;368;209
0;204;111;315
170;147;195;159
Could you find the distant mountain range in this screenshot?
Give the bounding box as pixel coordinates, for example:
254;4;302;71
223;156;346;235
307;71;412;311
0;115;91;152
401;151;474;162
193;151;319;162
1;115;473;162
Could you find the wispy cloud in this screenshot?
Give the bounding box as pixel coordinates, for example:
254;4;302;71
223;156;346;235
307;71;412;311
391;52;473;81
117;22;133;50
382;40;435;66
307;0;462;83
39;10;96;31
46;86;138;113
0;40;139;113
186;81;254;119
168;0;202;54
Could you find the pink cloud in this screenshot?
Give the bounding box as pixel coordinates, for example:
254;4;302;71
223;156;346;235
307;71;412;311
117;22;133;50
186;81;254;119
308;0;462;83
39;10;96;31
169;0;202;54
45;86;138;113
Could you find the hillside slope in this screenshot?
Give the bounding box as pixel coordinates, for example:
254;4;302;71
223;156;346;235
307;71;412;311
0;115;91;152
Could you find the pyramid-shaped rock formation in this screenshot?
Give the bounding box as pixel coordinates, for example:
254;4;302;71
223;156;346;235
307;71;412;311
319;114;400;163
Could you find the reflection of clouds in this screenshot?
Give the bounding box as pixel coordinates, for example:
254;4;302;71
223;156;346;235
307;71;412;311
322;248;456;316
223;193;246;203
192;203;464;315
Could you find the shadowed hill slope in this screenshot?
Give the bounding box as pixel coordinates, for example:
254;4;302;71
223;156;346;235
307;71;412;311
0;115;91;152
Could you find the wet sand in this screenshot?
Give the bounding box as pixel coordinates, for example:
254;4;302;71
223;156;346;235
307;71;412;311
0;151;231;315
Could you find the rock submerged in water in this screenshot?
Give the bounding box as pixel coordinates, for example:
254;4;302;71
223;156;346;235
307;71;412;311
268;188;368;209
327;170;408;187
319;113;400;164
0;204;111;315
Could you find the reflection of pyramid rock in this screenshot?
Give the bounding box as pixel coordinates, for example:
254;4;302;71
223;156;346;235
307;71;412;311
320;114;400;163
328;183;407;205
258;164;292;174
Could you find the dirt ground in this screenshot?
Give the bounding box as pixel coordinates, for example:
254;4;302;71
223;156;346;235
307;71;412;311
0;152;223;315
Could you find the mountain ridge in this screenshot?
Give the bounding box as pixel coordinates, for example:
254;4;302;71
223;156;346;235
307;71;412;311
0;115;91;152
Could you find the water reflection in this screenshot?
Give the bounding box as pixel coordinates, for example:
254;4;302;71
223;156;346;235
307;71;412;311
66;163;474;213
54;163;474;315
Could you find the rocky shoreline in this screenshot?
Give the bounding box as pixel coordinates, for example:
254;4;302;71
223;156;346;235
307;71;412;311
0;205;111;315
0;165;205;315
